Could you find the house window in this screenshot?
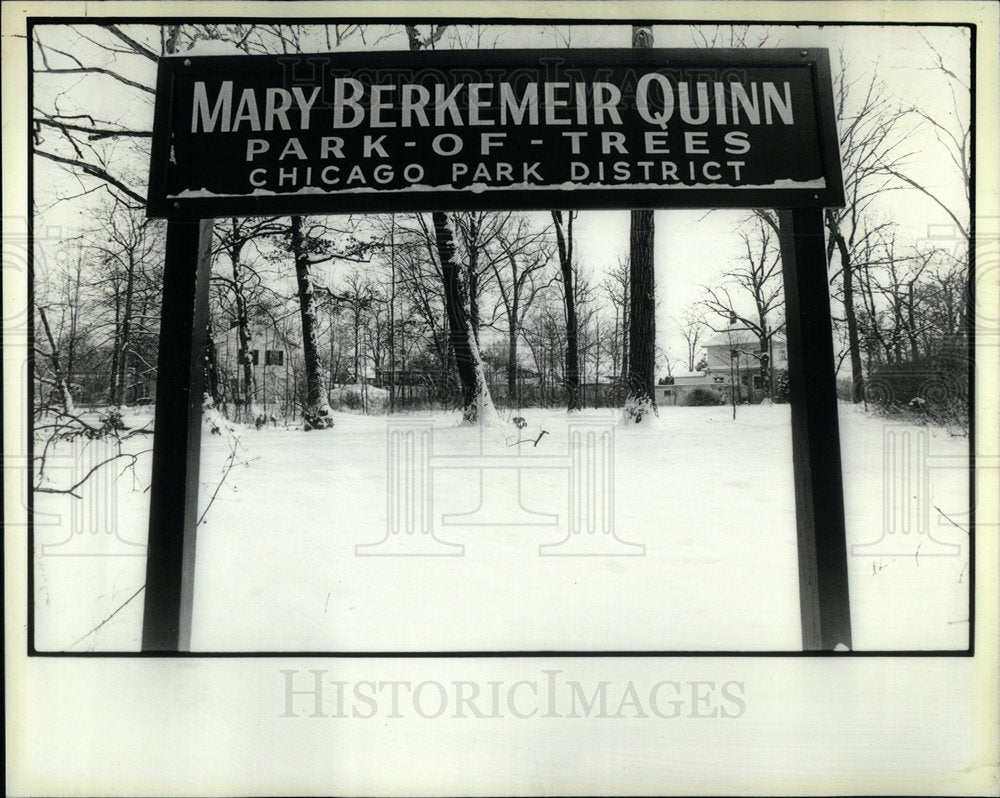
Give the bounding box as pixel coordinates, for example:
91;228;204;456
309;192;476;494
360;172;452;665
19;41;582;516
713;376;725;384
250;349;259;365
776;345;787;361
265;349;284;366
753;375;762;389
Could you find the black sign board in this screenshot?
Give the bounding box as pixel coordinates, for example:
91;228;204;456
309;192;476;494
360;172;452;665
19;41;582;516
147;48;844;217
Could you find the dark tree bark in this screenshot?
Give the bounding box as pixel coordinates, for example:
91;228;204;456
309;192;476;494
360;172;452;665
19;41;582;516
826;211;864;402
625;23;657;420
115;253;136;404
627;209;656;412
906;281;920;360
465;214;481;345
204;328;221;404
406;23;489;423
433;212;481;422
551;210;580;411
622;278;630;385
507;321;518;400
226;229;255;413
37;305;75;411
290;215;333;428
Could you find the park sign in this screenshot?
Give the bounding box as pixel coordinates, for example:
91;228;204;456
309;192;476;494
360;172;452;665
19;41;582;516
146;47;845;218
141;44;854;653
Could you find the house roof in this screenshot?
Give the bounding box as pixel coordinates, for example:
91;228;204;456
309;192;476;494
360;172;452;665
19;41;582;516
704;327;787;348
670;370;705;379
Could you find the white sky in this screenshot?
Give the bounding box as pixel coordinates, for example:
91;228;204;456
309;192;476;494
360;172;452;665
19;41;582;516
32;22;971;373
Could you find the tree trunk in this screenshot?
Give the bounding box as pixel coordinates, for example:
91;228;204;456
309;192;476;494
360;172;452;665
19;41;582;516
466;215;481;346
625;23;657;421
229;231;255;415
108;290;122;405
291;215;333;429
433;211;481;422
627;209;656;416
37;306;75;412
907;281;919;360
828;213;865;402
758;332;770;400
507;310;518;400
204;328;221;404
552;210;581;411
622;282;629;392
117;254;136;405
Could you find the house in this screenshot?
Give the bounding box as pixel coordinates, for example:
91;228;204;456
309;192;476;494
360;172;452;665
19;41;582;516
212;323;292;412
702;327;788;404
655;371;721;405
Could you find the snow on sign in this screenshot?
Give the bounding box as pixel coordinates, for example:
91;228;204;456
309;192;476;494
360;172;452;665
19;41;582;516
146;47;845;217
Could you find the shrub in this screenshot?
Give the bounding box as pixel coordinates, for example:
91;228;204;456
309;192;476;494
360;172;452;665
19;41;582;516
866;349;969;429
773;369;790;404
684;388;724;406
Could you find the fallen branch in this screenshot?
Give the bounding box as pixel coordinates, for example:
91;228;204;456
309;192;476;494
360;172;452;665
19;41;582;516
35;449;151;498
69;584;145;649
506;429;549;448
197;436;259;526
934;505;970;535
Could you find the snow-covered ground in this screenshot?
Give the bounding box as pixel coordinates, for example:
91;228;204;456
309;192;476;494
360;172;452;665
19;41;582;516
32;403;970;652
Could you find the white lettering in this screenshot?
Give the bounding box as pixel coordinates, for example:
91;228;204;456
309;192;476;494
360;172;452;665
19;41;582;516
264;88;293;131
401;84;431;127
246;139;269;161
231;88;261;131
499;83;538;126
468;83;493;126
370;85;396;128
543;82;571;125
191;80;232;133
333;78;365;128
636;73;673;128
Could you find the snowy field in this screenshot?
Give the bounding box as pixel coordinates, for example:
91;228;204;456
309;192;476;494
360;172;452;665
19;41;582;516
32;403;970;652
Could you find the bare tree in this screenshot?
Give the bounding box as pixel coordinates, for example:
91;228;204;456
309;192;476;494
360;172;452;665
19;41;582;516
690;24;779;49
80;198;164;406
700;215;785;396
879;34;971;242
676;305;707;373
602;255;630;391
454;211;509;345
488;217;554;402
821;49;912;401
211;217;286;416
625;23;657;422
433;212;484;421
551;210;581;411
280;217;380;427
405;23;493;422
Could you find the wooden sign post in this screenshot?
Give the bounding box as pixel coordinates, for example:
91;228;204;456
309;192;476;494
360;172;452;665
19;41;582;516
778;209;852;650
143;47;851;652
141;218;212;651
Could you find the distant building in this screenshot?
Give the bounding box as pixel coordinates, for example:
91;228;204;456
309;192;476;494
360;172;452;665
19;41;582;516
657;327;787;406
703;327;787;404
655;371;719;405
212;323;291;411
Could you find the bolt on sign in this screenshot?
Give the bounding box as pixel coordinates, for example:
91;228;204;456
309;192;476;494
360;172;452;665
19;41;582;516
146;48;844;217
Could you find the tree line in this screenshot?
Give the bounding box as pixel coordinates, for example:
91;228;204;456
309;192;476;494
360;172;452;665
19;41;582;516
31;22;971;429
